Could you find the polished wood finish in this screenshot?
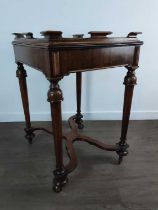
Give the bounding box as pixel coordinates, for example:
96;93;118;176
40;30;63;39
13;32;34;39
12;30;143;192
117;66;138;163
12;32;143;79
47;80;68;192
88;31;113;37
16;63;35;144
73;34;84;38
74;72;84;129
127;32;142;38
63;116;119;174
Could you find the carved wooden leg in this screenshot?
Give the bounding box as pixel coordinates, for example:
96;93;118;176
117;66;138;164
16;62;35;144
74;72;84;129
48;79;68;192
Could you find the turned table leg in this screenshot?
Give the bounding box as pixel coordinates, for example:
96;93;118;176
117;66;138;164
74;72;84;129
48;79;68;192
16;62;35;144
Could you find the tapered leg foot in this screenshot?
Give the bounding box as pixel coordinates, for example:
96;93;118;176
48;79;68;193
118;66;138;164
74;113;84;129
116;142;129;164
53;169;68;193
16;63;34;144
24;128;35;144
75;72;84;129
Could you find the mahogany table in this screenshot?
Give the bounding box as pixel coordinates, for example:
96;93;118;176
12;30;143;192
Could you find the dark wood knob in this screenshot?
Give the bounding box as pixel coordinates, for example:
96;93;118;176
13;32;33;39
127;32;142;38
23;32;33;39
40;31;63;39
88;31;113;38
73;34;84;38
13;33;24;39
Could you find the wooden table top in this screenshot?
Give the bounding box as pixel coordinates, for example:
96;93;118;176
12;31;143;49
12;31;143;79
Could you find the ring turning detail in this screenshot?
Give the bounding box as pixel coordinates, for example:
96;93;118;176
12;30;143;192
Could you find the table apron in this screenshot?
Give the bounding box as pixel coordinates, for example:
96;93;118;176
13;45;138;78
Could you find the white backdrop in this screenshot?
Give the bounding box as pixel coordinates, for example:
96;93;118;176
0;0;157;122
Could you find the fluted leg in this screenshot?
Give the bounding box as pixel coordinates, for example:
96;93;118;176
48;79;68;192
117;66;138;164
74;72;84;129
16;62;35;144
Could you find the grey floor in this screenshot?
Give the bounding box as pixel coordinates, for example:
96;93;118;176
0;120;158;210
